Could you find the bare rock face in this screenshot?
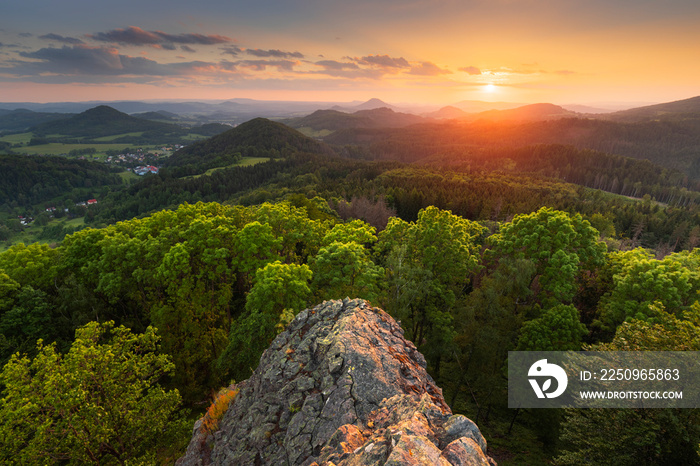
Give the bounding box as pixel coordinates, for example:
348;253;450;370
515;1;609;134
177;298;495;465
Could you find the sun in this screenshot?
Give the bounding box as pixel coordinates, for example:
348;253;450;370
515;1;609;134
483;83;497;93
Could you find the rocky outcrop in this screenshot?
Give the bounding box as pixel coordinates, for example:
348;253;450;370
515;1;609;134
177;298;495;465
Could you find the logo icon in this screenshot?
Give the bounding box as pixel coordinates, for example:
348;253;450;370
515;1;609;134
528;359;568;399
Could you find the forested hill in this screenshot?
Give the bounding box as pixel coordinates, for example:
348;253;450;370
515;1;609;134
467;102;577;122
285;107;427;131
604;95;700;122
164;117;334;173
325;117;700;180
0;153;122;205
31;105;184;138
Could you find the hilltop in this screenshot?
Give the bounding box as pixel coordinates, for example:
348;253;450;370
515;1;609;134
164;117;333;172
287;107;427;133
469;103;578;122
31;105;184;138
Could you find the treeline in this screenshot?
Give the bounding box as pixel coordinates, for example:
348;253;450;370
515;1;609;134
90;151;700;254
425;144;697;204
0;201;698;464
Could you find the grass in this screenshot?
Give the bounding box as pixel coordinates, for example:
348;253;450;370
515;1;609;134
0;132;33;144
93;132;144;142
64;217;86;227
239;156;270;167
14;143;134;156
181;133;209;141
118;170;140;182
181;157;270;179
296;127;334;138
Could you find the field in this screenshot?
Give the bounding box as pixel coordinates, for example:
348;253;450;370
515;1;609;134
295;127;334;138
12;142;134;156
0;130;205;158
0;132;33;144
182;157;270;179
93;132;145;142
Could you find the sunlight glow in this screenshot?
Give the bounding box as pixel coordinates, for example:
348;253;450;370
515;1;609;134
483;83;497;93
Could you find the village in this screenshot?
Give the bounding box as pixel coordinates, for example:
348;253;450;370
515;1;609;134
105;144;184;174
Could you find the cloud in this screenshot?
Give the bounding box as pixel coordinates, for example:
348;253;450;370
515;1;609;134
357;54;410;69
459;66;482;75
407;61;451;76
554;69;576;76
312;60;382;79
88;26;232;46
181;45;197;53
39;33;85;45
1;46;252;85
246;48;304;59
315;60;359;71
221;45;243;56
15;45;173;76
235;59;298;72
19;33;33;38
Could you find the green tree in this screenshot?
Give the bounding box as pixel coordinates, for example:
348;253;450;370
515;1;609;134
379;206;485;370
485;207;606;306
598;250;700;330
218;261;313;381
0;321;186;465
516;304;587;351
322;219;377;246
232;221;281;287
252;201;327;262
310;241;384;303
556;303;700;465
0;271;20;314
0;243;59;290
0;286;54;362
244;261;313;318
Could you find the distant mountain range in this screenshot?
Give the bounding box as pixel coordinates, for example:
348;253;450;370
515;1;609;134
3;95;700;134
4;96;700;177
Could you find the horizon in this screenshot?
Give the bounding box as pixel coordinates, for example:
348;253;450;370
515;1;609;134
0;94;686;113
2;1;700;105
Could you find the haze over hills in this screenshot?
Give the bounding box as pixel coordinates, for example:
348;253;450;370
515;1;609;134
285;107;427;132
330;98;398;113
0;96;657;125
463;103;578;122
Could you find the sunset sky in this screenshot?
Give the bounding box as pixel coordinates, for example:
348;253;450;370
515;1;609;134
2;0;700;106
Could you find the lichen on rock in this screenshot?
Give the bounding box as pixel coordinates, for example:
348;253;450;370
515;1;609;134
177;298;496;465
